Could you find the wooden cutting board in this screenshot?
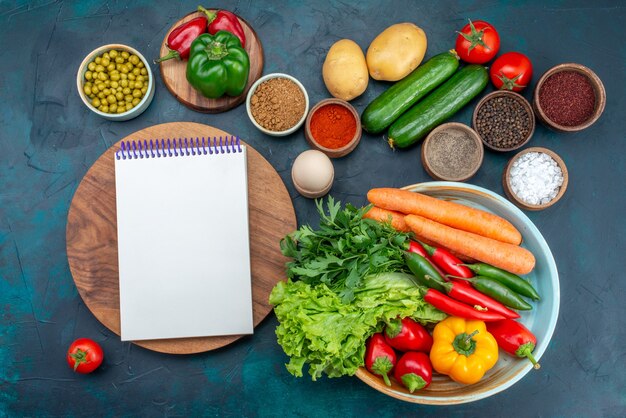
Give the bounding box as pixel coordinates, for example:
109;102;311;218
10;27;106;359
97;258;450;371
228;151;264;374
158;11;264;113
66;122;296;354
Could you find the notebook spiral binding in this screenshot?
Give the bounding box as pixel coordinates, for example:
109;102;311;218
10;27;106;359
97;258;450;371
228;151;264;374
115;136;242;160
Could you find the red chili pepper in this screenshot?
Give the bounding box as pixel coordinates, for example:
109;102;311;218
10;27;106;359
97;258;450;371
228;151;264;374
448;279;520;319
423;289;506;322
384;317;433;353
420;241;473;278
408;241;446;278
155;16;208;63
198;6;246;47
394;352;432;392
364;333;396;386
487;319;541;369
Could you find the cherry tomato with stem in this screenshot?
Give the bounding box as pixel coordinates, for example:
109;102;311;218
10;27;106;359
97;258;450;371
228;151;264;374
67;338;104;374
455;19;500;64
489;52;533;92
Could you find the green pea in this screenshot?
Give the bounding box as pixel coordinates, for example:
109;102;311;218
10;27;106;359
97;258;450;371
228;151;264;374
121;51;129;59
132;89;142;98
83;85;92;95
88;94;95;99
110;73;120;81
91;85;99;94
85;71;93;81
120;65;129;74
141;86;147;94
129;55;139;65
109;103;117;112
115;92;124;101
117;105;126;113
97;92;105;99
107;95;116;104
97;72;107;81
136;75;144;82
125;95;133;103
101;105;109;113
132;67;140;76
115;56;124;64
120;73;128;80
109;50;118;58
95;56;102;64
137;62;145;69
122;87;131;95
92;98;101;107
107;63;115;72
95;64;104;72
102;88;111;96
134;80;143;89
128;81;135;89
132;97;141;106
103;52;110;60
110;81;119;89
88;62;96;71
127;101;135;109
121;80;129;88
101;58;110;67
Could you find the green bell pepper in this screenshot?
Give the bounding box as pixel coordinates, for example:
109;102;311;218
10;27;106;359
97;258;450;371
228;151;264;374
186;31;250;99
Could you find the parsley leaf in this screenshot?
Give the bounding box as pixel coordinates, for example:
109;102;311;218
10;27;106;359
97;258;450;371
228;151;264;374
280;197;411;303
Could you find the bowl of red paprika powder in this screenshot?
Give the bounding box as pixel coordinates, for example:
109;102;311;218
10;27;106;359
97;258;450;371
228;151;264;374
305;98;361;158
533;63;606;132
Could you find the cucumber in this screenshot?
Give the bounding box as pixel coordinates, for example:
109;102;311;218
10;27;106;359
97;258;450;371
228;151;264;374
361;51;460;134
388;65;489;149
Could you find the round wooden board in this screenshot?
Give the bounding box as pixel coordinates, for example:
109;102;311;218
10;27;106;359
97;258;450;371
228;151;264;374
158;11;264;113
66;122;296;354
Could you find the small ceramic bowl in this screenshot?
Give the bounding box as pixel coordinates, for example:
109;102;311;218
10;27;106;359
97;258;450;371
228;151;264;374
76;44;155;121
304;98;361;158
472;90;535;152
503;147;569;211
532;63;606;132
421;122;484;181
246;73;309;137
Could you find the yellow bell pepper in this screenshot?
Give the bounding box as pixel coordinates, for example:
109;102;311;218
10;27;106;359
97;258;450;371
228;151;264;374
430;316;499;385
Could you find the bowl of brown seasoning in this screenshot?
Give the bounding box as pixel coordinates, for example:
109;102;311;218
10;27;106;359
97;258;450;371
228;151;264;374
246;73;309;136
421;122;484;181
472;90;535;152
533;63;606;132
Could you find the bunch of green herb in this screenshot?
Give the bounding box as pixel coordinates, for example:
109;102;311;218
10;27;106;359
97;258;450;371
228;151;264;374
280;197;411;303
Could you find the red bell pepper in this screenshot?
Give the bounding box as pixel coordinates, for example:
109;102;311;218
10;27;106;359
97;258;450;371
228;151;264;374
423;289;506;322
487;319;541;369
384;317;433;353
198;6;246;47
394;352;432;392
420;241;474;278
365;333;396;386
155;16;208;63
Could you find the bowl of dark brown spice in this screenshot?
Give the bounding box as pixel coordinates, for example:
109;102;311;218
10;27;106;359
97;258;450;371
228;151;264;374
421;122;484;182
246;73;309;136
472;90;535;152
533;63;606;132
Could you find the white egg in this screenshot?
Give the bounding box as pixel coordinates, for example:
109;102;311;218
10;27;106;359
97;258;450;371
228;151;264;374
291;150;334;198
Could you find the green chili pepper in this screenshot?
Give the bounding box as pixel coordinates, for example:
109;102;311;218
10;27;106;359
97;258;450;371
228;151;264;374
404;252;447;293
186;31;250;99
466;276;532;311
463;263;540;301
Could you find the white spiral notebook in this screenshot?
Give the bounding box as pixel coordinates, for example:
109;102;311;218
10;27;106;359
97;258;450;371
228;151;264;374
114;136;253;341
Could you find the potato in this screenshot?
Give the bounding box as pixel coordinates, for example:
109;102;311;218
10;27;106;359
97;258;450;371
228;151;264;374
322;39;369;101
366;23;427;81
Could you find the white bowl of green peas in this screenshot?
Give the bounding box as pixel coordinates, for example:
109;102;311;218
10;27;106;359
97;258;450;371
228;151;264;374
77;44;155;121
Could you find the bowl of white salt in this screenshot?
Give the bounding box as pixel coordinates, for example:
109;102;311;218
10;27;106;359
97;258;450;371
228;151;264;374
503;147;568;211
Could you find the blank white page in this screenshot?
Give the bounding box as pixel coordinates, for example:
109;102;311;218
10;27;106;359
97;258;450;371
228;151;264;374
114;143;252;341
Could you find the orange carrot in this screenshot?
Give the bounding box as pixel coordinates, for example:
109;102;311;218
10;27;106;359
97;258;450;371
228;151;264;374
405;214;535;275
363;206;410;232
368;188;522;245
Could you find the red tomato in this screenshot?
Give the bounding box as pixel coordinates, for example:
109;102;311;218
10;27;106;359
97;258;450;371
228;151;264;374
394;352;433;392
455;19;500;64
67;338;104;374
489;52;533;92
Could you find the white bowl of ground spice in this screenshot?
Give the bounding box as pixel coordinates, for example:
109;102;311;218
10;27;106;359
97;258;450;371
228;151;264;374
246;73;309;136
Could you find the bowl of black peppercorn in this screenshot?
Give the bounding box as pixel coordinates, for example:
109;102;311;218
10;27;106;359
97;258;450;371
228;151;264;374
472;90;535;152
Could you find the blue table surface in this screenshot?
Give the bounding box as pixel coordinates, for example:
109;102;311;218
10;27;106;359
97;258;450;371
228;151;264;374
1;0;625;416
